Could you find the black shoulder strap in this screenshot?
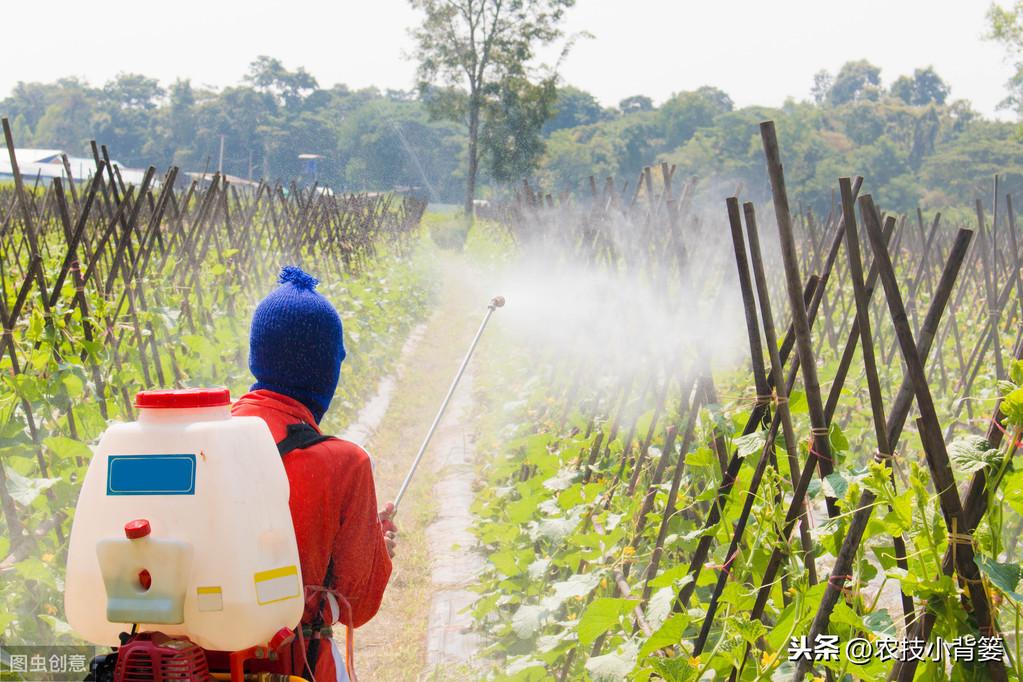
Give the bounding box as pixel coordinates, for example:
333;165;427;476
276;422;334;456
302;556;334;678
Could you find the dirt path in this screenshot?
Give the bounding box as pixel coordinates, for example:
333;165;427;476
422;363;486;679
343;251;488;681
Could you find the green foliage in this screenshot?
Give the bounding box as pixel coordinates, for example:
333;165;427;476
827;59;882;105
7;55;1020;214
0;61;467;200
0;196;434;644
544;86;614;134
660;86;733;149
890;66;950;106
533;63;1023;214
482;76;559;184
988;1;1023;116
408;0;576;212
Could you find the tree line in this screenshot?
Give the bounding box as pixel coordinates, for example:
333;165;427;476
3;56;1023;213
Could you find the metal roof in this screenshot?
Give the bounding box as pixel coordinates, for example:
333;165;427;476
0;148;149;187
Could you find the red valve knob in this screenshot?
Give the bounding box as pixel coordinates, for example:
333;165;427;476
124;519;151;539
269;628;295;651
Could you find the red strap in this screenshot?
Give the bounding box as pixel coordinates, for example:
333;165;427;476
305;584;359;682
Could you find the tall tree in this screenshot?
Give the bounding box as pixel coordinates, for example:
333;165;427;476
890;66;950;106
543;85;609;133
245;56;318;109
827;59;882;105
619;95;654;114
810;70;833;104
660;86;733;149
988;1;1023;116
483;75;557;181
408;0;575;220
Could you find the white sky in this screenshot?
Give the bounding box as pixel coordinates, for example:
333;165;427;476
2;0;1017;120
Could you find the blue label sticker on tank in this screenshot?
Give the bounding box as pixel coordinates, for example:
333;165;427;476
107;455;196;495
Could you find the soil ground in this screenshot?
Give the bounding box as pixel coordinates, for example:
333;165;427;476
341;250;489;681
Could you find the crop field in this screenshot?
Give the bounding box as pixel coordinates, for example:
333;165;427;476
464;121;1023;681
0;119;430;644
2;107;1023;682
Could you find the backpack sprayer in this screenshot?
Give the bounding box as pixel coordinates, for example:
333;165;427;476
392;294;505;513
62;296;503;682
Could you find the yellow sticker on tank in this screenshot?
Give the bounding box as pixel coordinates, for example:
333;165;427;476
254;565;300;605
196;586;223;612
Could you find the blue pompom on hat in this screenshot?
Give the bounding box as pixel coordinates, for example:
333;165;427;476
249;266;346;423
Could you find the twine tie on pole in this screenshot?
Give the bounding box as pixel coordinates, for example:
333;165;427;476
828;573;854;595
754;392;789;406
949;517;974;569
710;548;740;575
990;417;1023;449
807;436;833;464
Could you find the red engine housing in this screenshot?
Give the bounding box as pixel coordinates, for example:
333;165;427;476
114;632;211;682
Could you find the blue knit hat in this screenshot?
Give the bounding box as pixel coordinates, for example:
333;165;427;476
249;266;346;423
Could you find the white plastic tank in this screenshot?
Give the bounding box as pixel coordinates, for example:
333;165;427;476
65;388;304;651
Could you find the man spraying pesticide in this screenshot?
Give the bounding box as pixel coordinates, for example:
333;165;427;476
223;266;397;682
63;265;503;682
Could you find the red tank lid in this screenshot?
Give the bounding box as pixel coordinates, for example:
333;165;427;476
135;387;231;409
125;518;151;539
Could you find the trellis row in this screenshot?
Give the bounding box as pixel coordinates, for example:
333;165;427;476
0;117;424;571
482;118;1023;679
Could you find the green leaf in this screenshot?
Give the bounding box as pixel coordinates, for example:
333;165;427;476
29;347;51;371
507;494;542;523
948;435;1000;475
1004;471;1023;517
43;435;93;461
638;613;689;659
862;609;897;638
527;558;551;580
541;572;601;611
530;513;581;542
823;472;849;499
61;373;85;399
0;420;31;449
15;557;56;588
1002;386;1023;427
975;554;1023;602
578;597;636;645
505;656;547;679
829;599;866;631
644;586;676;631
829;423;849;451
73;403;108;441
647;564;693;589
733;616;768;645
787;390;808;415
5;468;60;506
650;656;699;682
733;431;766;458
490;549;530;577
684;446;717;468
511;604;547;639
1010;359;1023;385
584;641;638;680
38;615;75;637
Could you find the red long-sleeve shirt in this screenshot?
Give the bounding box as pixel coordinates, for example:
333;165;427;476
232;389;392;628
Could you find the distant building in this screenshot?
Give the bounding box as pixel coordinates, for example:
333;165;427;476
0;148;149;186
184;171;259;190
